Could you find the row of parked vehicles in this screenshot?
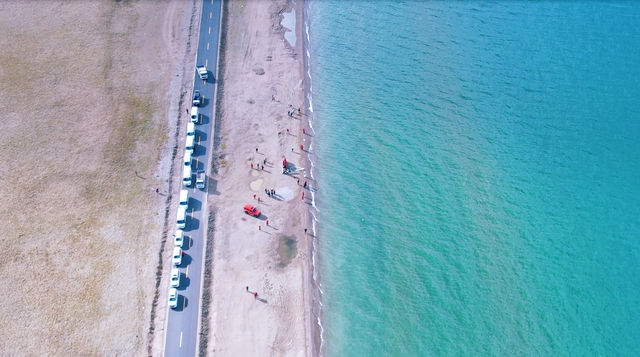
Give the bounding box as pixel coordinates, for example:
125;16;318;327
168;68;207;310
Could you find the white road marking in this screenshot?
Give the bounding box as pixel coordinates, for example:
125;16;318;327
186;265;190;278
207;42;210;50
208;26;211;34
209;11;212;19
179;331;183;347
205;59;208;67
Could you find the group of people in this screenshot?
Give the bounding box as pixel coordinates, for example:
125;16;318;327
264;188;276;197
287;104;301;117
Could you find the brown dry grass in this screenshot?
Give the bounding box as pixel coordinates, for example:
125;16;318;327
0;0;183;354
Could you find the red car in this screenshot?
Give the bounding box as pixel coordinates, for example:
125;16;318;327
243;204;261;217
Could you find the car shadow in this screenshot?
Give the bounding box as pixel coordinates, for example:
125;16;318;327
180;253;192;267
187;216;199;231
194;143;206;157
189;197;202;212
196;130;207;142
178;275;190;291
181;236;193;251
199;114;210;126
175;295;188;312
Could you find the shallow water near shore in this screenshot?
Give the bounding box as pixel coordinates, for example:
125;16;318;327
308;1;640;355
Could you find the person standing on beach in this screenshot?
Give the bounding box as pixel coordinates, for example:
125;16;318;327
263;158;267;165
254;292;258;299
250;162;253;169
266;220;269;226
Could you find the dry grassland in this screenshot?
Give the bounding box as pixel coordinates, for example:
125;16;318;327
0;0;190;354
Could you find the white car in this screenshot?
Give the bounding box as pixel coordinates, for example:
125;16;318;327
174;230;184;247
170;268;180;288
182;165;192;187
185;135;194;153
187;121;195;136
196;169;205;189
168;288;178;309
179;189;189;208
176;206;187;230
183;149;192;168
172;247;182;266
190;106;199;123
196;65;208;80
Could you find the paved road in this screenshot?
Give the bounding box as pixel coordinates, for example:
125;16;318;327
164;0;222;356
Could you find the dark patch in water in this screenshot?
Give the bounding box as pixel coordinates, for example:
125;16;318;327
277;235;297;268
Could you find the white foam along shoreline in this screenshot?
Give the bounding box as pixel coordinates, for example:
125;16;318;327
298;0;324;355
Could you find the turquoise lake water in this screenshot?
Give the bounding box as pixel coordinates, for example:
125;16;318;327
307;2;640;355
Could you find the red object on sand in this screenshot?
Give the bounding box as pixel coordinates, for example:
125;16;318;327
283;158;287;167
244;204;261;217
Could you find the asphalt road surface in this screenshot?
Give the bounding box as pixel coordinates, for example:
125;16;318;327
164;0;222;356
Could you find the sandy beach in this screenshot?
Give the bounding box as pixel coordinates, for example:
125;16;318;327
201;0;316;355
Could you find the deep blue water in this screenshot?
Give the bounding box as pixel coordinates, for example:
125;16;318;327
307;1;640;355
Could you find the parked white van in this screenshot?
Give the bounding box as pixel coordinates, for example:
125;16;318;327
183;165;192;187
176;205;187;230
190;106;199;123
187;121;195;136
185;135;194;153
179;189;188;208
183;149;192;168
